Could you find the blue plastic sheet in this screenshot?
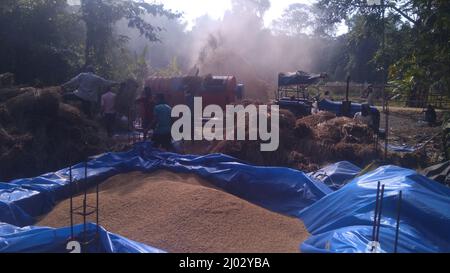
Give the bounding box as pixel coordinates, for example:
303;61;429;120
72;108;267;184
157;152;332;217
308;161;361;191
2;142;450;253
0;142;329;225
318;99;379;117
0;222;165;253
387;144;417;153
299;165;450;253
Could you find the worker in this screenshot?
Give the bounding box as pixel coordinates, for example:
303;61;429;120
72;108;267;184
354;104;373;127
311;99;319;115
101;88;117;138
423;104;437;126
366;85;375;106
62;65;117;118
152;93;173;151
136;87;155;141
184;87;195;140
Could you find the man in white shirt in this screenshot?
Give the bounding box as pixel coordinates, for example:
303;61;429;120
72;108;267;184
354;104;373;127
311;100;319;115
366;85;375;106
62;65;117;118
101;89;117;137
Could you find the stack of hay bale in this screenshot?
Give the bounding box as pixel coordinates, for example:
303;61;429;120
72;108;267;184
0;85;107;181
210;109;379;172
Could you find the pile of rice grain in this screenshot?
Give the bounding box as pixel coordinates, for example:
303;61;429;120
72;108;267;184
37;171;309;253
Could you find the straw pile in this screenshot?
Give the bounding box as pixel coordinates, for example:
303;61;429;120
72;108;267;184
37;171;309;253
210;108;379;172
209;108;298;167
0;86;107;181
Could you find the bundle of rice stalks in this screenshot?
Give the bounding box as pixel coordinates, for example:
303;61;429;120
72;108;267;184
341;123;373;144
315;121;343;143
294;120;313;139
313;117;373;144
279;109;297;130
58;103;83;125
211;126;293;166
208;106;380;173
5;88;60;127
297;111;336;127
0;86;109;181
0;87;30;103
333;143;360;162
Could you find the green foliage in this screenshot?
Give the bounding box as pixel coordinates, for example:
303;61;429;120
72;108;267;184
81;0;180;76
272;3;317;36
109;46;150;85
315;0;450;103
153;57;183;77
0;0;178;85
0;0;84;84
1;0;448;102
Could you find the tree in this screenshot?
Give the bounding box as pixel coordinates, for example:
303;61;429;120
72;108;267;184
315;0;450;105
272;3;317;36
231;0;271;19
80;0;179;75
0;0;84;84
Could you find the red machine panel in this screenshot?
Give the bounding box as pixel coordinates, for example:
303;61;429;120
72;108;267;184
145;75;237;110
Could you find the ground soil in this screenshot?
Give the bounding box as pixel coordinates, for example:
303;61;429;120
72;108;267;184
379;108;445;167
37;171;309;253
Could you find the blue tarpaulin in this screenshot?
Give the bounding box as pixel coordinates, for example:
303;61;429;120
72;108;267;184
1;143;450;253
0;142;329;227
318;99;379;117
308;161;361;191
387;144;418;153
299;165;450;253
0;142;330;253
0;222;165;253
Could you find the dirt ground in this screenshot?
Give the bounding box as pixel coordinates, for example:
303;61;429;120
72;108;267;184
37;171;309;253
379;107;445;166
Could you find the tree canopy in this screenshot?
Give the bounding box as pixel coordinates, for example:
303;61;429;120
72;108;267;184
0;0;448;106
0;0;178;85
314;0;450;104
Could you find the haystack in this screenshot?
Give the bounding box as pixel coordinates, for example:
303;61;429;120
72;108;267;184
298;111;336;127
0;86;108;181
209;108;379;172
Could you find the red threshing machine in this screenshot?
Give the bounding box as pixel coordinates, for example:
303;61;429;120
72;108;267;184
144;75;243;110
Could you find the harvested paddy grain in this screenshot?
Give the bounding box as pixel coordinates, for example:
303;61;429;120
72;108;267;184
37;171;309;253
